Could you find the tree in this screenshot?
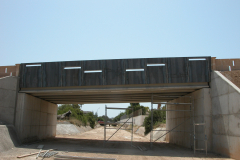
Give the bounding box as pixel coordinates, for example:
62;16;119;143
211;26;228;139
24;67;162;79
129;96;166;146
57;104;97;128
125;103;148;115
143;106;166;135
113;112;125;122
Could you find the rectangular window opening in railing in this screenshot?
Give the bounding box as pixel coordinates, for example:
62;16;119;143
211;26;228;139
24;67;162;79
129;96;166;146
64;66;81;70
5;68;7;73
126;68;144;72
233;60;235;66
188;58;206;61
147;63;165;67
26;64;42;67
84;70;102;73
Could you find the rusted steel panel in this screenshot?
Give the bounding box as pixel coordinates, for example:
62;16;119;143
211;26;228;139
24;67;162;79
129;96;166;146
19;56;211;88
42;62;62;87
104;59;125;85
23;64;42;88
146;58;168;84
167;57;189;83
188;60;208;82
125;59;145;84
215;59;240;71
82;60;103;86
62;61;82;87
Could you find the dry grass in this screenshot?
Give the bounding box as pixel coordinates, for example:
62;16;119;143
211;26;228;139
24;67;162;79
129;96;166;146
68;118;89;127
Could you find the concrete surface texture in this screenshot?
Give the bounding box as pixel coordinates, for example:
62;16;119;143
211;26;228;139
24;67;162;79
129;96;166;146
0;125;19;152
220;70;240;89
0;126;234;160
15;93;58;143
119;115;148;126
152;127;167;142
56;124;92;135
0;76;18;125
210;71;240;160
166;88;212;151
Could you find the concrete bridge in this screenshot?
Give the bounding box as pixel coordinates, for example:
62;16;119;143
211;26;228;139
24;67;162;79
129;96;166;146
0;56;240;159
19;56;211;103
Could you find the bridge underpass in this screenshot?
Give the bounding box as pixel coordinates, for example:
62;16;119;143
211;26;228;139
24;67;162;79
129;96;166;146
3;56;240;159
10;56;211;154
17;57;211;142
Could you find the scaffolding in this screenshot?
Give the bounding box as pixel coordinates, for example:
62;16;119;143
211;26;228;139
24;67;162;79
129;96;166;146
150;94;207;155
194;123;208;155
104;105;134;146
150;95;193;148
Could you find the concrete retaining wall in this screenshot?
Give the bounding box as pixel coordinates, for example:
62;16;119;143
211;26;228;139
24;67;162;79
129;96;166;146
119;115;148;126
210;71;240;159
15;93;57;143
0;76;18;125
166;71;240;159
166;88;212;151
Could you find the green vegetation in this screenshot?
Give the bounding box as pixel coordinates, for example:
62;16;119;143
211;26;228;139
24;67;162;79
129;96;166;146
125;103;149;115
57;104;96;128
113;112;125;122
143;105;166;135
113;103;149;122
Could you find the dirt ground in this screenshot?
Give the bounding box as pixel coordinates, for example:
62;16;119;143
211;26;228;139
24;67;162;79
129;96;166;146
0;126;234;160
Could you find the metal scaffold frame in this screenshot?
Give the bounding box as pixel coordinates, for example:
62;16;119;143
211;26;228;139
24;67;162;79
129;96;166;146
150;94;194;148
194;123;208;155
104;105;134;146
150;94;208;155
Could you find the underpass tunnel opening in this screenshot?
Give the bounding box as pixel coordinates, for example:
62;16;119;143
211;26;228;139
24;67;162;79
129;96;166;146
17;87;209;146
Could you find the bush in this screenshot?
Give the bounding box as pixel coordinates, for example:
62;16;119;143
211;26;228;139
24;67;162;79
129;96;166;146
86;112;95;128
143;108;166;135
81;116;88;126
58;104;96;128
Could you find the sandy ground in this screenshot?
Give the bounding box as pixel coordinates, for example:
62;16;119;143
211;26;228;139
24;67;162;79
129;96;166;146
0;126;234;160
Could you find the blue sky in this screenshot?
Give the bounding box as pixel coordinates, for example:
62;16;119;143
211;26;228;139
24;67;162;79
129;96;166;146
1;1;239;117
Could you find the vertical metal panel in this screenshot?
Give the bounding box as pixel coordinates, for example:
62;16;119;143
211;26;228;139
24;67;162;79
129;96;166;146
167;57;188;83
19;64;25;88
62;61;82;87
23;64;42;88
125;59;145;84
19;56;211;88
82;60;103;86
188;61;207;82
188;57;210;82
104;59;125;85
42;62;62;87
146;58;168;84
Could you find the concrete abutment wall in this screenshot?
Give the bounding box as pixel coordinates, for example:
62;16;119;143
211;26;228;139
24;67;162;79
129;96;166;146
166;88;212;151
210;71;240;159
15;93;57;143
166;71;240;159
0;76;18;125
0;76;57;144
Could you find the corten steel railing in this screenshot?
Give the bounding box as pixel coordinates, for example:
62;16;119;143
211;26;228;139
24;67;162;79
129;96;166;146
104;105;134;147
